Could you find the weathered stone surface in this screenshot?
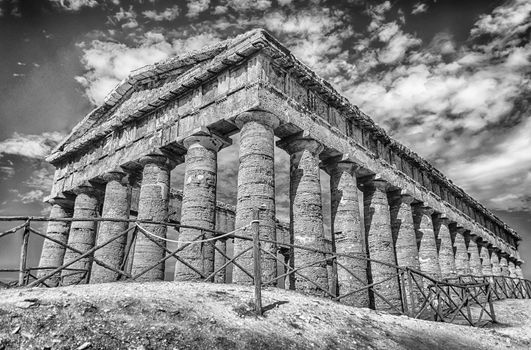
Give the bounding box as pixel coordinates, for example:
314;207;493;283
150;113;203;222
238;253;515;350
491;251;502;276
214;209;228;283
390;194;419;271
389;193;422;308
433;215;456;279
499;255;510;277
508;261;517;278
48;31;521;280
90;172;131;284
328;161;368;307
38;197;74;286
233;111;279;285
131;155;172;281
479;244;492;276
515;264;524;279
61;185;100;286
278;134;328;296
453;227;470;276
175;132;227;282
468;238;483;276
361;179;401;312
414;205;441;279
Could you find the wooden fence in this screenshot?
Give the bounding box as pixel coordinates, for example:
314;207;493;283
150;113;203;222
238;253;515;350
1;212;530;327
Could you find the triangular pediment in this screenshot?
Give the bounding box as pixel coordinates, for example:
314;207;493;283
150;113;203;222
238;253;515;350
51;29;268;158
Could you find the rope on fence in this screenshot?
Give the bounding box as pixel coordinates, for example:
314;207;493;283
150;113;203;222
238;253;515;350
134;222;251;244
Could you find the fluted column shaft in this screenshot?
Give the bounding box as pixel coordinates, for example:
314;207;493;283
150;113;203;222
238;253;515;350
38;197;74;286
278;135;328;296
491;251;502;276
453;227;470;276
468;238;483;276
434;216;456;279
175;133;227;282
515;264;524;279
362;179;401;311
214;208;228;283
479;245;492;276
233;111;279;285
499;255;510;277
390;193;422;308
328;161;368;307
508;261;516;278
90;171;131;283
61;185;100;285
131;154;172;281
390;194;419;270
414;206;441;279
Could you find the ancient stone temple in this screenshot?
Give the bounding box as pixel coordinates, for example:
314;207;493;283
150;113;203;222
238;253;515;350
39;29;524;303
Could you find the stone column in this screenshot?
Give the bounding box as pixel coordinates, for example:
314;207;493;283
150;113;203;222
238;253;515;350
131;154;172;281
174;132;228;282
468;237;483;276
479;244;492;276
515;264;524;279
508;260;517;278
414;205;441;279
390;194;420;270
499;255;510;277
37;195;74;286
433;215;456;279
90;171;131;284
214;207;228;283
490;250;502;276
327;160;368;307
362;178;401;311
277;134;328;296
389;192;422;309
453;227;470;276
233;111;279;285
61;184;100;286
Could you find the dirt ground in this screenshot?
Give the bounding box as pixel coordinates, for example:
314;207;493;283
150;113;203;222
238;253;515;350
0;281;529;349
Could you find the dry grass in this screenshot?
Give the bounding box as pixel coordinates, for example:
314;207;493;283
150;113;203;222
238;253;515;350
0;281;529;349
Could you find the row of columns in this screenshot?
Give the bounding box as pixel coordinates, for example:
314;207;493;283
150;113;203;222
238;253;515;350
38;109;525;308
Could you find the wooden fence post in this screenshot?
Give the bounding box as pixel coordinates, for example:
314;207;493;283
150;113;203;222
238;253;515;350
252;208;262;316
18;222;30;286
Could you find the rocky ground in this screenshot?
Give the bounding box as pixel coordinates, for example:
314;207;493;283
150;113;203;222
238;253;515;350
0;281;529;349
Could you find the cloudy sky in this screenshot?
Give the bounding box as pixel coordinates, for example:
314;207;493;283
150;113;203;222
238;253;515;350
0;0;530;278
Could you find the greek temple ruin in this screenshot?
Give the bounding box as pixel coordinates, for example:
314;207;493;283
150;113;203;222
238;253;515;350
38;29;525;309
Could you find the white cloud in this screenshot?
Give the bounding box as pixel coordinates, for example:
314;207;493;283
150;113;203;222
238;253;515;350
411;2;428;15
76;31;221;104
226;0;272;11
378;31;421;64
0;132;65;159
113;6;138;28
471;0;531;37
50;0;98;11
187;0;210;17
143;5;180;21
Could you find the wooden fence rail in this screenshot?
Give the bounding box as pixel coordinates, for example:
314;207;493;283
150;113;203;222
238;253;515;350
0;213;529;327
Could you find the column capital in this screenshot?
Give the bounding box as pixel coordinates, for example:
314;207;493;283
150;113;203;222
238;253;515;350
100;169;128;183
413;204;434;216
71;181;104;197
235;110;280;129
139;153;177;170
389;190;416;205
276;133;324;156
44;193;75;209
322;158;360;175
359;177;390;192
435;213;451;225
183;129;231;152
